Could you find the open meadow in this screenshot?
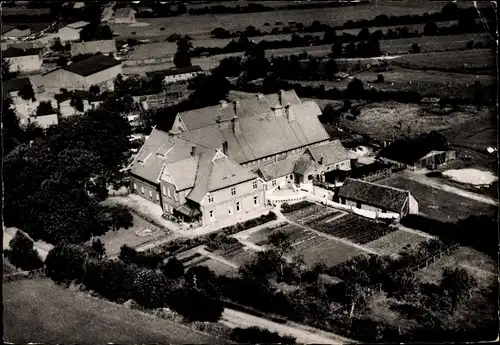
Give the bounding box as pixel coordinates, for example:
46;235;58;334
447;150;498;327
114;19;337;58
3;279;224;345
378;174;498;222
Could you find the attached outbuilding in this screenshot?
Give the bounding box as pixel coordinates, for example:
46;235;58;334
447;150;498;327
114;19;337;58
337;178;419;219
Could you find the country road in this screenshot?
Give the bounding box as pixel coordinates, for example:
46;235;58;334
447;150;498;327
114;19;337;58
400;171;498;206
221;308;354;344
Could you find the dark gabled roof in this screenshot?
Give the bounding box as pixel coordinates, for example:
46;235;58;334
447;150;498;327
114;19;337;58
62;54;121;77
148;65;203;78
349;161;392;179
2;77;32;97
378;132;449;165
2;47;40;58
338;178;410;213
55;89;111;103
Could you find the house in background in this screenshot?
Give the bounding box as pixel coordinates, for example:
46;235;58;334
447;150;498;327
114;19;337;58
2;25;31;39
2;77;35;101
151;66;204;85
55;90;107;117
70;39;117;58
337;178;419;219
2;47;42;74
43;54;122;93
130;90;351;226
58;21;89;43
106;7;137;24
16;109;59;129
378;131;456;170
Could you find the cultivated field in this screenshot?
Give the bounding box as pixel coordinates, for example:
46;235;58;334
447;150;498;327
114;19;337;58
378;174;498;222
198;258;238;277
395;48;495;70
366;229;429;255
306;213;396;245
340;102;494;142
222;247;258;267
3;279;224;344
111;1;459;39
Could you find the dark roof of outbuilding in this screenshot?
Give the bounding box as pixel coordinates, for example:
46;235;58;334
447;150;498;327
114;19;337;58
2;77;32;97
378;131;449;165
338;178;410;213
62;54;121;77
2;47;40;58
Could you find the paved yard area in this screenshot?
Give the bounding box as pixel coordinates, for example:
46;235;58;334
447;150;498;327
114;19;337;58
3;279;226;345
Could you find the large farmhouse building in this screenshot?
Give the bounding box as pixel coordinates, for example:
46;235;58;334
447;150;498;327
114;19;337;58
70;40;117;57
130;90;352;226
2;25;31;39
2;47;42;73
338;178;419;219
42;54;122;93
58;21;89;43
378;132;456;170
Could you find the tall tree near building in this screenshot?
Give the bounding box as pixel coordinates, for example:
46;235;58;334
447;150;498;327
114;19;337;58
6;231;43;271
80;23;113;42
173;36;193;68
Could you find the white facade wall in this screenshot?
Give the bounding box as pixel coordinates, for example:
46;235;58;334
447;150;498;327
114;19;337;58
164;72;202;84
5;55;42;73
58;27;81;43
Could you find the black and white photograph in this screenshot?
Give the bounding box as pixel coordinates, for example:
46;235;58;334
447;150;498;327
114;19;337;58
1;0;498;343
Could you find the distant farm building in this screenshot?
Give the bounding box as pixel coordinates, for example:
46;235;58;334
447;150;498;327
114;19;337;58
106;7;137;24
43;54;122;93
338;178;419;219
378;132;456;170
149;66;204;85
2;25;31;39
2;47;42;73
70;39;117;57
58;21;89;43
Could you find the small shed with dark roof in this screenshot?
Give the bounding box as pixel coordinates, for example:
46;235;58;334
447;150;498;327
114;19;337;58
337;178;418;218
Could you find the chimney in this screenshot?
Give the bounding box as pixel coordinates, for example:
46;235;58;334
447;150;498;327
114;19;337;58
191;145;197;156
278;89;285;106
318;155;324;165
233;100;240;117
285;103;294;121
219;100;228;109
231;116;242;136
167;131;175;144
222;141;228;155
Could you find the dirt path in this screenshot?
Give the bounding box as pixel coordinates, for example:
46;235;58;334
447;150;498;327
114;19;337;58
401;171;498;206
221;308;354;344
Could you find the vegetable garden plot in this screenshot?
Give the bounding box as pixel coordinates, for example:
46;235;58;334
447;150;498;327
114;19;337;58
366;229;428;256
308;214;396;244
284;203;340;223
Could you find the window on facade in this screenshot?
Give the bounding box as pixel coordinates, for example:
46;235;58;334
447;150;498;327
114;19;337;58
156;193;160;201
252;181;258;189
272;180;277;187
141;186;145;194
174;192;178;201
308;175;313;180
289;174;293;179
231;187;236;196
162;185;167;195
167;188;171;198
253;196;259;205
149;190;152;198
209;210;214;218
170;205;174;214
208;194;214;203
133;183;137;190
228;205;233;215
236;202;241;212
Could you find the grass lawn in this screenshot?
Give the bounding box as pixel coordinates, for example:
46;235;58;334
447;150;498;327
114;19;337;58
395;48;495;70
3;278;225;345
97;213;171;256
366;229;429;255
293;235;366;267
222;247;258;267
378;174;498;222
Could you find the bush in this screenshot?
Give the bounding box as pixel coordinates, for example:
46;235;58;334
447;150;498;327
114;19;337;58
281;200;315;213
230;326;296;344
169;288;224;322
159;257;184;278
45;244;87;285
6;231;43;271
119;245;164;269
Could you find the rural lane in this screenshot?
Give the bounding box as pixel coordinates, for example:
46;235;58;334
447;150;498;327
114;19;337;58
400;171;498;206
221;308;354;344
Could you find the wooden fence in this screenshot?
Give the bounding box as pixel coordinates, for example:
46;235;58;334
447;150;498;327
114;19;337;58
410;243;460;272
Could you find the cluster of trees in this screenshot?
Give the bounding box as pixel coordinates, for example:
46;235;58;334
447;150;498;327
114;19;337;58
4;231;44;271
79;23;114;42
45;242;225;322
402;214;498;258
3;105;133;244
135;2;187;18
114;73;166;98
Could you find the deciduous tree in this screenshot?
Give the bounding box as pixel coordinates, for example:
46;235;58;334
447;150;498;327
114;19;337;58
7;231;43;271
